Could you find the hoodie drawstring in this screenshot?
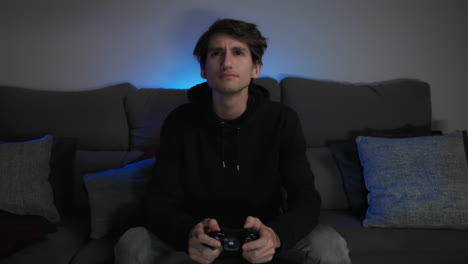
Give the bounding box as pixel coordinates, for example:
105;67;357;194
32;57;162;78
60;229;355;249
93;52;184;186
236;127;240;172
220;121;226;169
219;121;240;173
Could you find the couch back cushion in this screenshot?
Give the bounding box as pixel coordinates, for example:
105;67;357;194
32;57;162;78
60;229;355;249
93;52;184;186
126;77;280;150
254;77;281;102
126;88;187;150
0;83;135;150
280;78;432;147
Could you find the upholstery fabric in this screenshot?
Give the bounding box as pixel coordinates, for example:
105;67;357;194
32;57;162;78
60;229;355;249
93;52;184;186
0;135;60;222
320;210;468;264
0;83;135;150
329;141;367;216
306;148;348;209
125;77;278;150
329;125;432;216
0;216;89;264
49;138;77;216
0;210;56;258
280;77;432;147
84;158;155;239
72;150;130;214
126;88;187;150
252;77;281;102
69;234;118;264
4;77;467;263
356;131;468;229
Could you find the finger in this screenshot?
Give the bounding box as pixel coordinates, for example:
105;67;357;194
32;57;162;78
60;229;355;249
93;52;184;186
201;218;221;234
199;234;222;249
206;218;221;231
201;218;213;228
242;236;266;251
189;222;219;250
199;219;222;249
242;226;271;251
189;220;223;264
190;222;206;240
243;216;261;230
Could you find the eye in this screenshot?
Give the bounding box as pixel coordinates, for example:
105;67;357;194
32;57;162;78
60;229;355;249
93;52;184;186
233;49;244;56
209;49;224;57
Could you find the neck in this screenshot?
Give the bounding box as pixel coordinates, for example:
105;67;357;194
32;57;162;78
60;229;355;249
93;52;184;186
212;88;248;120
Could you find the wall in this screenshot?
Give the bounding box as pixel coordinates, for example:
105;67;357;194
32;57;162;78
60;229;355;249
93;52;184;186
1;0;467;132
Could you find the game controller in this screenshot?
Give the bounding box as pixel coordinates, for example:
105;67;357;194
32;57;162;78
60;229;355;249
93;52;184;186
204;228;259;252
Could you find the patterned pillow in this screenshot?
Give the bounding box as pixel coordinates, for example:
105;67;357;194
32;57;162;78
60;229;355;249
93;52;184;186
0;135;60;223
329;126;432;216
356;131;468;229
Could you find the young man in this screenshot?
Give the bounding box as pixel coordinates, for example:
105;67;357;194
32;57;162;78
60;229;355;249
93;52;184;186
115;19;351;264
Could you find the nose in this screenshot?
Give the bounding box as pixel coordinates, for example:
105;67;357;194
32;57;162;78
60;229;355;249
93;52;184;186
221;52;233;69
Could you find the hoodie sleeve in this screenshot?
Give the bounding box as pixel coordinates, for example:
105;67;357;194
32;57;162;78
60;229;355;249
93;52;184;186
266;107;322;251
144;108;203;252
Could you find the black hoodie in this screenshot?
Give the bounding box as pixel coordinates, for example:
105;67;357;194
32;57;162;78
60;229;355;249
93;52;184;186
145;81;321;253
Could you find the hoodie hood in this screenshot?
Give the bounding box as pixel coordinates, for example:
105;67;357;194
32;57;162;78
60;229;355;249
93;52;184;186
187;80;270;125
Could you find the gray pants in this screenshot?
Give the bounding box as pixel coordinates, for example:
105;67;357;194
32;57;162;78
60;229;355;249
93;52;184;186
114;224;351;264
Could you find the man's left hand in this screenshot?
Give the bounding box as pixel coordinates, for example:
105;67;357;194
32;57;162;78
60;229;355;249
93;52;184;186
241;216;281;263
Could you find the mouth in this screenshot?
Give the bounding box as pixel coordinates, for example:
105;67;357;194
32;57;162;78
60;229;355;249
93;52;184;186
220;73;238;79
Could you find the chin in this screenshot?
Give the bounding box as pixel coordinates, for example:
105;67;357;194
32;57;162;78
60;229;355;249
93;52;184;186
216;86;247;96
212;82;249;95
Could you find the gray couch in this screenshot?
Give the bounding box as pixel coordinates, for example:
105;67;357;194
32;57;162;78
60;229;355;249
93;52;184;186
1;77;467;264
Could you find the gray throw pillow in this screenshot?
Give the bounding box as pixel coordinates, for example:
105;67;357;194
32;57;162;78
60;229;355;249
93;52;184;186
84;158;155;239
0;135;60;223
329;125;432;216
356;131;468;229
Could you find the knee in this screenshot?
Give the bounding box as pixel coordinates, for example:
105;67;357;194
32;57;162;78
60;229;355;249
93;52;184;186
294;225;351;264
114;227;153;264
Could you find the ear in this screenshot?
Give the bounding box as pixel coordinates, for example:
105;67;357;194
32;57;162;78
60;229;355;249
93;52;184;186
251;62;262;78
200;66;207;79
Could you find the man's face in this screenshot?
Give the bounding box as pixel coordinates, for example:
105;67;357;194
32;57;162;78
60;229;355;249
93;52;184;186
202;33;262;95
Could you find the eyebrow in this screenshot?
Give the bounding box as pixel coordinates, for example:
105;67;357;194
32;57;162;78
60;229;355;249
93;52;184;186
208;47;248;52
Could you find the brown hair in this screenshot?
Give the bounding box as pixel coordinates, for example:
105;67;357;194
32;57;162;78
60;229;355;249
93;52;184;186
193;19;268;68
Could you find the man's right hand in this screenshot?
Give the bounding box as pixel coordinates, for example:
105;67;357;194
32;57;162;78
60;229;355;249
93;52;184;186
188;218;223;264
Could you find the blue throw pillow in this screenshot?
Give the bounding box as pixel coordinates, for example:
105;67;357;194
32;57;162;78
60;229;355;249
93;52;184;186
356;131;468;229
84;157;155;239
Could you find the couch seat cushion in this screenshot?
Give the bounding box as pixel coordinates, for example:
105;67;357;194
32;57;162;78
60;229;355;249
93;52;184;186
320;210;468;264
69;234;118;264
1;216;89;264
